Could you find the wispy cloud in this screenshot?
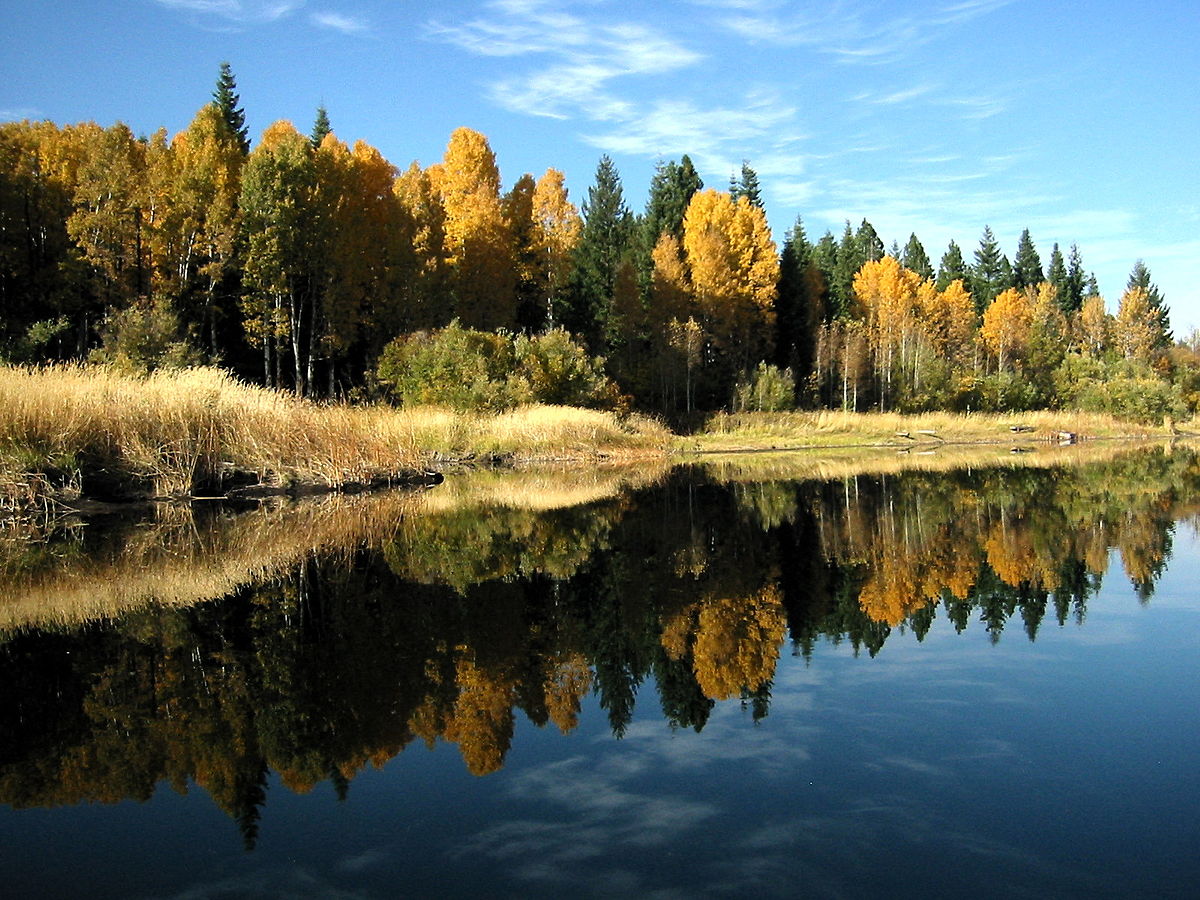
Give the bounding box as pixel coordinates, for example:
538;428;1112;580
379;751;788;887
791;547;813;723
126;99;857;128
713;0;1014;64
428;0;702;121
154;0;304;25
310;11;367;34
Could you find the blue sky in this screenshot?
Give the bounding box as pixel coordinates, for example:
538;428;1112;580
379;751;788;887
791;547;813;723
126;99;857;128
3;0;1197;329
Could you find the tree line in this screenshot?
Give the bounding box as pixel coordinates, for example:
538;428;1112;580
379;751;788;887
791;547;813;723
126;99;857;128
0;64;1191;419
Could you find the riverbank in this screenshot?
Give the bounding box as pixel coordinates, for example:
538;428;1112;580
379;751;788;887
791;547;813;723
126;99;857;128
1;364;1187;516
680;409;1174;454
0;365;671;513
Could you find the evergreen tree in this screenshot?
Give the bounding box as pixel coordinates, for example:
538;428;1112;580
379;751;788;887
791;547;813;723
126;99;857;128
812;230;842;318
936;240;967;290
730;160;763;208
642;155;702;245
902;233;933;281
309;105;332;148
213;62;249;154
1013;228;1043;288
971;225;1004;311
775;217;822;390
1064;243;1086;313
833;222;859;314
1127;259;1172;345
1047;243;1068;311
888;239;901;259
568;155;634;349
855;219;884;264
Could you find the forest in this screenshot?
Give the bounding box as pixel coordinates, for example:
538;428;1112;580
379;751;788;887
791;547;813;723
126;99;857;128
0;64;1192;422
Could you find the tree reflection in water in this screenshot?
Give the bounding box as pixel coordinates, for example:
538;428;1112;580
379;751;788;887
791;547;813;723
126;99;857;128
1;444;1197;846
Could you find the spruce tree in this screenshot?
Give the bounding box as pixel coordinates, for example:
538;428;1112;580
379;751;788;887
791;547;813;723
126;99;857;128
643;155;702;244
813;231;842;318
776;217;820;386
855;219;884;264
833;222;859;314
902;233;933;280
310;105;332;148
1127;259;1172;345
1064;243;1086;313
568;155;634;350
213;61;249;154
1013;228;1043;288
731;160;763;208
1047;243;1068;310
936;240;967;290
971;226;1004;311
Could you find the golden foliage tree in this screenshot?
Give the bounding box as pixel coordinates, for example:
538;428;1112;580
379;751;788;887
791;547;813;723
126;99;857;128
435;127;515;330
681;189;777;397
980;287;1033;371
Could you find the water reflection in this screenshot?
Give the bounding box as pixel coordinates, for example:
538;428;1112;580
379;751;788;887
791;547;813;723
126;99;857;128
1;443;1197;848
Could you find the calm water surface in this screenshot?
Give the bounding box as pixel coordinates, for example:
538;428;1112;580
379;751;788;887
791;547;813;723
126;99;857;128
1;446;1198;898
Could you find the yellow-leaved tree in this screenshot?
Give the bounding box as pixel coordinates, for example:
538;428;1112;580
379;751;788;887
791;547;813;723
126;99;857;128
531;168;582;329
434;127;515;330
681;189;777;401
980;287;1033;371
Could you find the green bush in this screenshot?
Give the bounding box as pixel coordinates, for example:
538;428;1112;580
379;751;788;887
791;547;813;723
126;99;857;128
1055;353;1185;423
733;362;795;412
375;322;619;411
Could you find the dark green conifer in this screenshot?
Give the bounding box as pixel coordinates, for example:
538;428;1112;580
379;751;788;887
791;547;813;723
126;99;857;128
902;233;933;280
936;240;967;290
1013;228;1043;288
213;61;249;153
310;105;332;148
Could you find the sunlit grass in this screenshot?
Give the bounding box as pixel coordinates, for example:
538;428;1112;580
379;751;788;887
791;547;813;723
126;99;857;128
0;365;673;506
682;409;1169;453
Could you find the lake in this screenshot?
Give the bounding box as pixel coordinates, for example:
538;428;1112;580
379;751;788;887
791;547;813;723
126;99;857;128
1;444;1198;898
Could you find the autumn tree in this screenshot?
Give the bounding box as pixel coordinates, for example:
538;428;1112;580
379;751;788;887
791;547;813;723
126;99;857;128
391;161;448;335
530;168;582;332
980;286;1033;371
239;121;318;391
1126;260;1170;347
681;189;778;404
149;102;244;358
434;127;515;331
1114;286;1161;364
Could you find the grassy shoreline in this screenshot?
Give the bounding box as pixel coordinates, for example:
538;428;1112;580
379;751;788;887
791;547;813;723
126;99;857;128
0;364;1186;515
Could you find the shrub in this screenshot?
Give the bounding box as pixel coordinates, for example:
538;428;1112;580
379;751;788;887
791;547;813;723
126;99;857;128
375;322;619;412
733;362;795;412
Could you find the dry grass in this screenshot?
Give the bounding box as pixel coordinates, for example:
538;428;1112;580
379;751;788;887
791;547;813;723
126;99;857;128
682;409;1169;454
0;366;673;506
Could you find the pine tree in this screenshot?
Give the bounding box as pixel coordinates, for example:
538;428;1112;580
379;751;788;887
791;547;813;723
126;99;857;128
855;219;884;264
970;226;1004;311
936;240;967;290
1047;243;1068;311
775;216;822;388
643;155;703;243
1012;228;1043;289
813;231;842;318
901;233;933;281
569;155;634;349
1127;260;1171;346
309;105;332;148
833;222;859;315
730;160;763;209
1064;243;1086;313
213;62;249;154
